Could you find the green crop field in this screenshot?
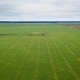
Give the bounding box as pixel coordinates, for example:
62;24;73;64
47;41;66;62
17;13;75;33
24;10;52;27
0;23;80;80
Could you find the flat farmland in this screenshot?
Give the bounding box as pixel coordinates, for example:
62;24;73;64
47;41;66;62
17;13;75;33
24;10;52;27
0;23;80;80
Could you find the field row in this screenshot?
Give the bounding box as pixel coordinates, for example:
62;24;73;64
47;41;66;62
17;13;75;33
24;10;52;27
0;24;80;80
0;35;80;80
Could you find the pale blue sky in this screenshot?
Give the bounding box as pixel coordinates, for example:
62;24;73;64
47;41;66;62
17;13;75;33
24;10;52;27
0;0;80;21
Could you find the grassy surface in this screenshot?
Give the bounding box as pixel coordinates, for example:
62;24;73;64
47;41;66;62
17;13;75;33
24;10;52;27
0;23;80;80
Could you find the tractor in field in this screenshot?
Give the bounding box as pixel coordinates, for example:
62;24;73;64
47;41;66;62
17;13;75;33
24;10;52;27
42;31;45;35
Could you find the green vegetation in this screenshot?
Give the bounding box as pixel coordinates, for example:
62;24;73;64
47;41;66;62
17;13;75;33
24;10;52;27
56;23;80;30
0;23;80;80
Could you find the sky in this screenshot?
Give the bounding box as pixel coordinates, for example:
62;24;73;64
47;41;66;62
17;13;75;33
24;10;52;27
0;0;80;21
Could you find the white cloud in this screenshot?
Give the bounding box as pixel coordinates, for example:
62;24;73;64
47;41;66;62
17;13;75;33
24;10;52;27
0;0;80;21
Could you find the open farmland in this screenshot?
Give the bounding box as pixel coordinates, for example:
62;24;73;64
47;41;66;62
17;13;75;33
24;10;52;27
0;23;80;80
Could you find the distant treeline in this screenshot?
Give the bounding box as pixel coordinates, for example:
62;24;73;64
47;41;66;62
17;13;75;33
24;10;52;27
0;21;80;23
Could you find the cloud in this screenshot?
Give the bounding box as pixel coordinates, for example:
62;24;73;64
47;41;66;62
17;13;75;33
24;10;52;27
0;4;20;16
0;0;80;21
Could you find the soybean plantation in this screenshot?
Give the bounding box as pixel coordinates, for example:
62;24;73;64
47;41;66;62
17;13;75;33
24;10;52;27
0;23;80;80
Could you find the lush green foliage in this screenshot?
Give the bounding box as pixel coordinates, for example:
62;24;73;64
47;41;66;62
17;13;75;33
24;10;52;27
0;23;80;80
